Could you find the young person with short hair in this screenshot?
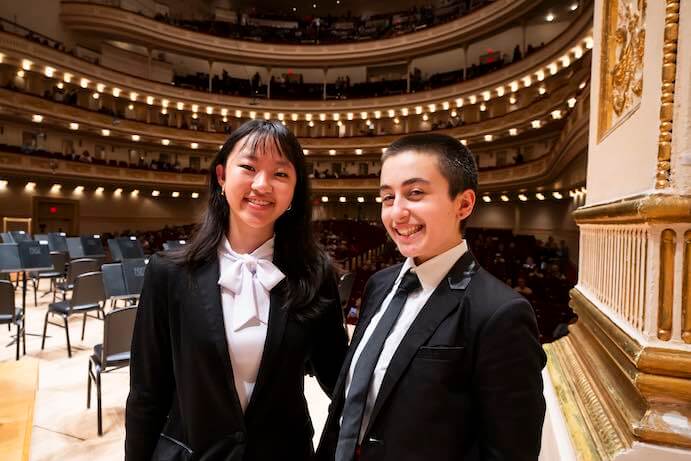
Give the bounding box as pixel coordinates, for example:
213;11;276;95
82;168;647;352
318;133;546;461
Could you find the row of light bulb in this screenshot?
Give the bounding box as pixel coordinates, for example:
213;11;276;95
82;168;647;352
2;181;586;204
480;190;583;203
320;196;379;203
0;180;200;198
29;92;580;153
10;34;591;122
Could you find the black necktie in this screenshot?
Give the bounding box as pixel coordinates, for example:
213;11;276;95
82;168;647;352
336;269;421;461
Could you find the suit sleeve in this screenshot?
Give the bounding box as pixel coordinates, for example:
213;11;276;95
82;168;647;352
125;254;175;461
309;273;349;397
473;297;547;461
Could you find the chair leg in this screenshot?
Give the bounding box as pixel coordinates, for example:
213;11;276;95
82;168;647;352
87;360;92;409
22;318;26;356
81;312;87;340
15;323;20;361
64;315;72;358
96;368;103;436
41;310;49;350
33;278;38;307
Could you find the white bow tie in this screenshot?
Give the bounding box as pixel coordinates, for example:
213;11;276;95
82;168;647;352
218;238;285;331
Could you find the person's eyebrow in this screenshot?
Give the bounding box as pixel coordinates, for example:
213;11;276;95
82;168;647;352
237;152;291;167
379;177;431;192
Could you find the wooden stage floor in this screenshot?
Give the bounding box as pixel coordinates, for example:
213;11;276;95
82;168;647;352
0;284;332;461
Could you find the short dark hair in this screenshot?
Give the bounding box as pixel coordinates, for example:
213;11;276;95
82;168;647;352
382;133;478;231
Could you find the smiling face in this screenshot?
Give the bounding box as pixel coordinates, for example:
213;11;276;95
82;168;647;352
379;151;475;265
216;134;297;243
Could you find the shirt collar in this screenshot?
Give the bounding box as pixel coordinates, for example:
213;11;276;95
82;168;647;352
397;240;468;292
220;235;276;261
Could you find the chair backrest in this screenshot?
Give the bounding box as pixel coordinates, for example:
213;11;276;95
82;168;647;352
0;280;15;319
66;258;99;284
122;258;146;296
338;272;355;309
47;252;67;274
70;271;106;310
102;263;127;298
102;306;137;363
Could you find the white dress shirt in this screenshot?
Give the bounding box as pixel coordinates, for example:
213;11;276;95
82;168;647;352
344;240;468;440
218;236;285;412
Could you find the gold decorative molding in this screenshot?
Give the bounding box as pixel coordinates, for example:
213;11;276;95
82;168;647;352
570;288;691;379
638;346;691;380
598;0;647;142
547;287;691;451
546;339;631;461
683;230;691;343
656;1;680;189
573;193;691;224
658;229;676;341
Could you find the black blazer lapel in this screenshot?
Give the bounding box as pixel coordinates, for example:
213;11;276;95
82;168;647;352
364;252;479;436
244;281;289;420
193;259;246;425
331;266;401;408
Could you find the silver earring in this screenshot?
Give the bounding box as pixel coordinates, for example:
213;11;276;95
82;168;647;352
219;188;225;197
286;204;292;211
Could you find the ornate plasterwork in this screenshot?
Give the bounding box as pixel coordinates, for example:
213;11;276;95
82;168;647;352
655;1;680;189
598;0;647;141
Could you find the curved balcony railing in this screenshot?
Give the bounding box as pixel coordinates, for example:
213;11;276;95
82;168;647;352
0;6;592;116
0;150;206;189
59;0;539;67
78;0;494;46
0;86;589;194
0;62;589;153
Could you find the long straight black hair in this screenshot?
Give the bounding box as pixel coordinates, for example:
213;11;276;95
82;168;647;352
168;119;333;321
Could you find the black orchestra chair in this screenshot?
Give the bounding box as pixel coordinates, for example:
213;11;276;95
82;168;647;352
31;251;67;306
0;280;24;360
42;271;106;358
87;306;137;435
55;258;100;302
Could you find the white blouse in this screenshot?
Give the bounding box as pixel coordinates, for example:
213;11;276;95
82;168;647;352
217;236;285;412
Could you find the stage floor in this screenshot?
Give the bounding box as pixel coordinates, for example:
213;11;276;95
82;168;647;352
0;282;332;461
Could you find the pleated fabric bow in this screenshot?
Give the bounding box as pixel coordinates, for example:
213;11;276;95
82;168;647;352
218;238;285;331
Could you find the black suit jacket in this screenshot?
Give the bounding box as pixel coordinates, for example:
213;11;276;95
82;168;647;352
317;252;546;461
126;253;349;461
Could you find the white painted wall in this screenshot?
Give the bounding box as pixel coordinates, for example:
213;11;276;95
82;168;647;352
585;0;665;204
670;0;691;195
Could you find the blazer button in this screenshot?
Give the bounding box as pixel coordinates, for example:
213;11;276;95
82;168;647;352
234;432;246;443
366;437;383;446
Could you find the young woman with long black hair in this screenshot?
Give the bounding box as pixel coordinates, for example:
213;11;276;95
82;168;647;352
125;120;348;461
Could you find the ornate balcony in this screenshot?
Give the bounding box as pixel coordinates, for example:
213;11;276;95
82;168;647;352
0;84;588;194
59;0;538;67
0;58;589;152
0;6;592;115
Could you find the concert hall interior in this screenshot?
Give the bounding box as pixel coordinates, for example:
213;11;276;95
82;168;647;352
0;0;689;460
